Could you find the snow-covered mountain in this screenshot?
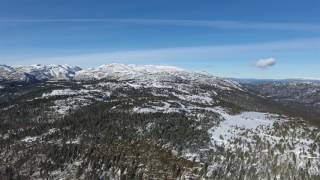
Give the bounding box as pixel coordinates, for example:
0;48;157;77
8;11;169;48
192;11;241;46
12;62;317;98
1;64;320;179
74;63;242;91
75;63;185;80
0;63;242;91
0;64;81;82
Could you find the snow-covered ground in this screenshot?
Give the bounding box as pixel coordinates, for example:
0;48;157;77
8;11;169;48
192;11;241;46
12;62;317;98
204;107;320;176
208;108;275;145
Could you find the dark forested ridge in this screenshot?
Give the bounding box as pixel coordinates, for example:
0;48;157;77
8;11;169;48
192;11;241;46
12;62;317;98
237;79;320;126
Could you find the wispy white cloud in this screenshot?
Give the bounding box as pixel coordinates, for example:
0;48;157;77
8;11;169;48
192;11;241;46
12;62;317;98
255;58;277;68
1;18;320;32
13;37;319;66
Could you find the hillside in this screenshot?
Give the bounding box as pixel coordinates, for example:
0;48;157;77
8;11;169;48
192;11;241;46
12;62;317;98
0;64;319;179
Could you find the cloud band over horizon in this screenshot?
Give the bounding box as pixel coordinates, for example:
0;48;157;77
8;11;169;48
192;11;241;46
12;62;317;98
1;18;320;32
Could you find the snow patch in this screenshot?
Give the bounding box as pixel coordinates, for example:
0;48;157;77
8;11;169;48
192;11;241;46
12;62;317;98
172;92;214;104
21;136;38;143
42;89;79;97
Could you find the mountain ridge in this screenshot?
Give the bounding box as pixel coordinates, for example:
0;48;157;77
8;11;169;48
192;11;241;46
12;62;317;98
0;63;243;90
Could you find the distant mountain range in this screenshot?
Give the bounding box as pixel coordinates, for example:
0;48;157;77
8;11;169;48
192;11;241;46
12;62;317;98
0;64;81;83
1;63;319;84
233;78;320;84
236;78;320;123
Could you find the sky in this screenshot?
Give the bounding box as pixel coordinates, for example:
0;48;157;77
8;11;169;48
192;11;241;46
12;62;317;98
0;0;319;79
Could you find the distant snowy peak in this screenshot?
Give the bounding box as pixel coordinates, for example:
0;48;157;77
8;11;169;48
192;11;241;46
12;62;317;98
97;63;185;73
75;63;243;91
20;64;82;80
75;63;186;80
0;64;82;82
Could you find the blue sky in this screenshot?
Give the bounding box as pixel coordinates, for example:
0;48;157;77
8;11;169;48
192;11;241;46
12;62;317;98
0;0;320;79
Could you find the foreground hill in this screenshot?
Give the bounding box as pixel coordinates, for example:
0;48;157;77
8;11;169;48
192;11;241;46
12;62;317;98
0;64;319;179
